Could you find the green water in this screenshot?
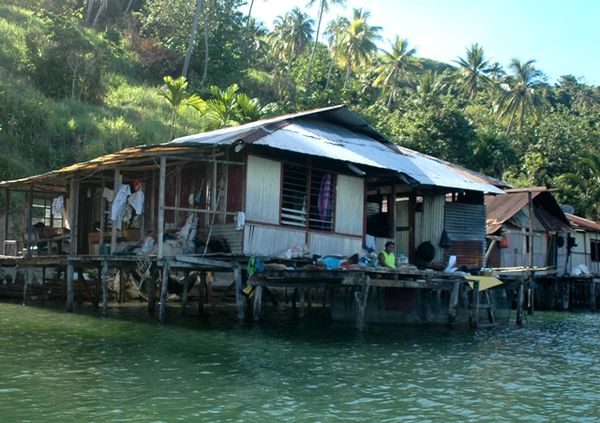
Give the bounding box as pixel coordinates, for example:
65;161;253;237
0;303;599;422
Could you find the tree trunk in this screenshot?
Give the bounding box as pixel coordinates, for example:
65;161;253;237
343;63;351;89
92;0;108;29
304;0;325;87
85;0;95;25
201;6;209;85
182;0;203;78
124;0;135;15
325;56;334;89
246;0;255;22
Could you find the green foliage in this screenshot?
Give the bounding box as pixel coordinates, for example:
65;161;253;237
25;11;106;102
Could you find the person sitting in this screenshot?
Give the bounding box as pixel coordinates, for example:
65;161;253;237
378;241;396;269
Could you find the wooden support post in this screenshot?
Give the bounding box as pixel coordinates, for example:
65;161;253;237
147;270;157;315
448;281;460;325
460;283;475;328
101;260;109;317
471;281;480;329
26;189;33;257
41;267;46;305
99;178;106;254
355;275;370;331
484;291;496;324
299;287;306;318
233;263;244;320
110;168;121;255
198;271;207;315
516;279;525;326
159;261;170;323
22;268;30;306
527;191;534;268
3;189;9;255
181;271;189;316
157;157;166;259
66;262;75;312
253;285;263;322
591;280;597;312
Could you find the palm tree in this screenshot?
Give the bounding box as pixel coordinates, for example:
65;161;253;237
158;76;205;140
337;8;381;89
415;70;448;107
373;36;419;109
304;0;347;86
487;62;505;81
557;153;600;221
496;59;547;135
269;8;314;78
454;43;490;101
323;16;349;89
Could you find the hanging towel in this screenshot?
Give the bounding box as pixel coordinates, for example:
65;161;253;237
128;190;145;215
51;195;64;217
235;211;245;230
111;185;131;222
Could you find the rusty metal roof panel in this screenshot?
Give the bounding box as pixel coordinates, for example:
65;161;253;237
486;188;571;234
566;213;600;232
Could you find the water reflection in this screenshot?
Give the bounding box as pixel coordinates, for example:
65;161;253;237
0;303;599;422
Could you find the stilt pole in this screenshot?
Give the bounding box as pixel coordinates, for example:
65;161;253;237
233;263;244;320
159;261;170;322
101;260;109;317
253;285;263;322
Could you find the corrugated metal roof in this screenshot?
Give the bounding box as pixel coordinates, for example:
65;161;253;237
486;188;570;234
566;213;600;232
171;106;506;194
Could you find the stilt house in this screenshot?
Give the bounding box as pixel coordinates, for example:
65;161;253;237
0;105;505;265
485;187;572;273
564;213;600;275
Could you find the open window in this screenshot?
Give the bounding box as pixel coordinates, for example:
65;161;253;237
281;163;335;231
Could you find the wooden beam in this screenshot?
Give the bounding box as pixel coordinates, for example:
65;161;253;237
110;168;121;255
157;157;166;259
101;260;109;317
3;189;8;255
253;285;263;321
159;261;170;323
175;254;233;269
234;262;244;320
527;191;534;267
26;189;33;257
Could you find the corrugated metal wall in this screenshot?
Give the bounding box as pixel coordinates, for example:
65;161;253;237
334;175;364;235
245;155;281;224
243;224;305;256
310;232;362;256
415;194;445;262
197;224;243;255
444;202;486;268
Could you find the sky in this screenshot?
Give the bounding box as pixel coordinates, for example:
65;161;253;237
241;0;600;85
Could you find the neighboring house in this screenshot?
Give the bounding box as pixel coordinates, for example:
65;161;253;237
485;188;572;273
565;213;600;275
1;105;506;267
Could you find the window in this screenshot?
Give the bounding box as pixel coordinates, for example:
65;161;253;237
32;198;63;228
281;163;335;231
591;240;600;262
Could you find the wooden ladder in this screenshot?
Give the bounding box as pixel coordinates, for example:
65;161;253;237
476;290;496;328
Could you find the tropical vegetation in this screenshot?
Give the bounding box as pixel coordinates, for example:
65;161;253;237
0;0;599;220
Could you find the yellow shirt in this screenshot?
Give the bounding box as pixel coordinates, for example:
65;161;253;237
380;250;396;268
